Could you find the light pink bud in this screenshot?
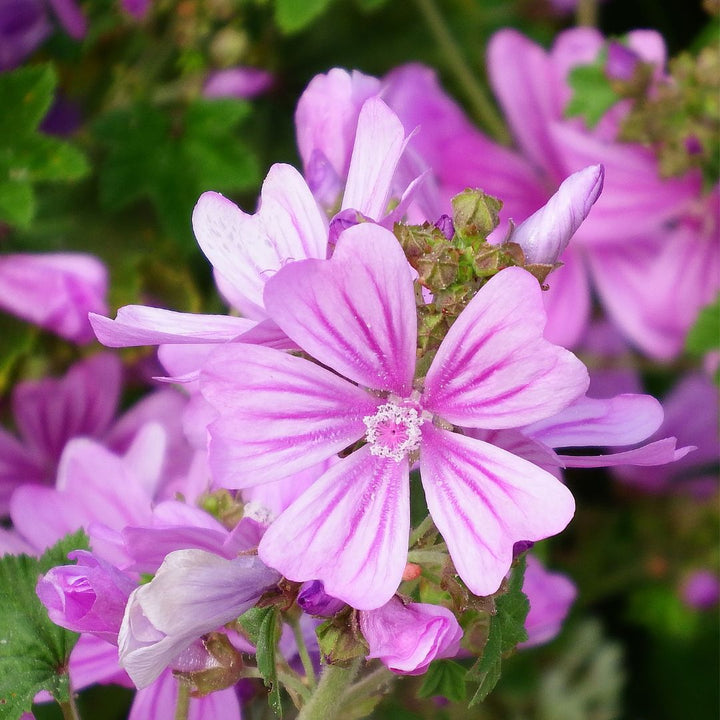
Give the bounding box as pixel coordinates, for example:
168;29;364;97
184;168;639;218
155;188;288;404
510;164;604;264
359;598;462;675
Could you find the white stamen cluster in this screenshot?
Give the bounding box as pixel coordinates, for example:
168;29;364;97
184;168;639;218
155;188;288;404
363;402;424;462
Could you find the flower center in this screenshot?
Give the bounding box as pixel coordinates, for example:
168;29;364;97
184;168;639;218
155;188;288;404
363;402;423;462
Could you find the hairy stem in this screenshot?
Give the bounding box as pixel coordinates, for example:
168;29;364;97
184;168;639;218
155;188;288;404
175;680;190;720
289;615;317;688
413;0;510;144
297;660;362;720
59;694;81;720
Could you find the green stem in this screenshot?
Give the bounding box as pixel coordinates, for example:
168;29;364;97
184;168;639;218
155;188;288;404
410;514;436;546
289;616;317;688
413;0;510;144
175;680;190;720
576;0;598;27
278;667;312;704
297;660;362;720
59;694;81;720
340;664;395;710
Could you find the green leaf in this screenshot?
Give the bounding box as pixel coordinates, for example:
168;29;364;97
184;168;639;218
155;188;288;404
0;65;89;228
418;659;467;702
0;314;37;394
0;180;34;228
565;51;619;128
275;0;334;33
685;294;720;359
467;557;529;706
0;531;89;719
238;606;283;716
94;99;259;252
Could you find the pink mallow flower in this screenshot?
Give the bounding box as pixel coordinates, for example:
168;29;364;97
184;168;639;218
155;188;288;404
118;549;280;688
0;253;107;343
519;555;577;648
203;67;274;100
200;224;587;610
359;597;462;675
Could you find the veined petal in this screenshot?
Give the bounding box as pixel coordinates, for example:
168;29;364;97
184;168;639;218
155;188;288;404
259;447;410;610
420;425;575;597
91;306;254;347
341;97;409;221
264;223;417;395
559;437;694;468
192;166;328;313
525;393;664;448
422;267;589;428
510;164;604;264
201;344;378;487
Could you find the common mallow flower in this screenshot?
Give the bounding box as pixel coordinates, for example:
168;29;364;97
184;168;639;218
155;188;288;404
359;598;463;675
201;224;587;609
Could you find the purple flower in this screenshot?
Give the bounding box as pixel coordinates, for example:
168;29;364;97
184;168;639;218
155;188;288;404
359;598;462;675
0;0;51;71
201;225;586;609
118;549;280;687
37;550;136;642
203;67;274;100
681;570;720;610
297;581;345;616
0;253;107;343
519;555;577;648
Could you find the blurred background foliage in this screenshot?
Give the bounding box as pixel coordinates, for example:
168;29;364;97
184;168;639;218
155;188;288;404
1;1;718;719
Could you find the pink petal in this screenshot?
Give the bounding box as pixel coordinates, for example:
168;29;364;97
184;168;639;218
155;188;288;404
264;223;417;395
525;393;664;448
420;425;575;596
201;344;378;487
0;252;107;343
295;68;381;206
192;167;328;316
0;427;45;515
70;634;129;690
341;97;409;220
259;447;410;610
558;437;694;468
90;306;254;347
203;67;273;99
423;267;589;428
541;247;592;349
12;353;121;462
487;29;567;180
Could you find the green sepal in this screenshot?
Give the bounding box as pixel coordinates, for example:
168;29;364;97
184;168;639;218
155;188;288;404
316;610;369;666
466;557;529;706
237;605;283;716
174;632;245;697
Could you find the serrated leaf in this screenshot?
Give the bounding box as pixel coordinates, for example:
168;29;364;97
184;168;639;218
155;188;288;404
0;531;88;719
95;99;259;251
0;65;89;229
238;606;283;717
685;294;720;358
565;52;619;128
275;0;334;33
467;558;529;706
418;659;467;702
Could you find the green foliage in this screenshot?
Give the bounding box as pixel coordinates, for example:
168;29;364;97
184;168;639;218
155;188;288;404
94;99;259;252
238;605;283;716
0;315;37;395
275;0;334;33
417;659;467;702
685;294;720;381
565;51;619;128
0;65;89;228
467;558;529;706
0;531;89;719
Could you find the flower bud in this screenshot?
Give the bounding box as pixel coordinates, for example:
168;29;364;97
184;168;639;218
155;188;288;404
510;164;604;264
36;550;136;643
297;581;345;616
359;598;462;675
